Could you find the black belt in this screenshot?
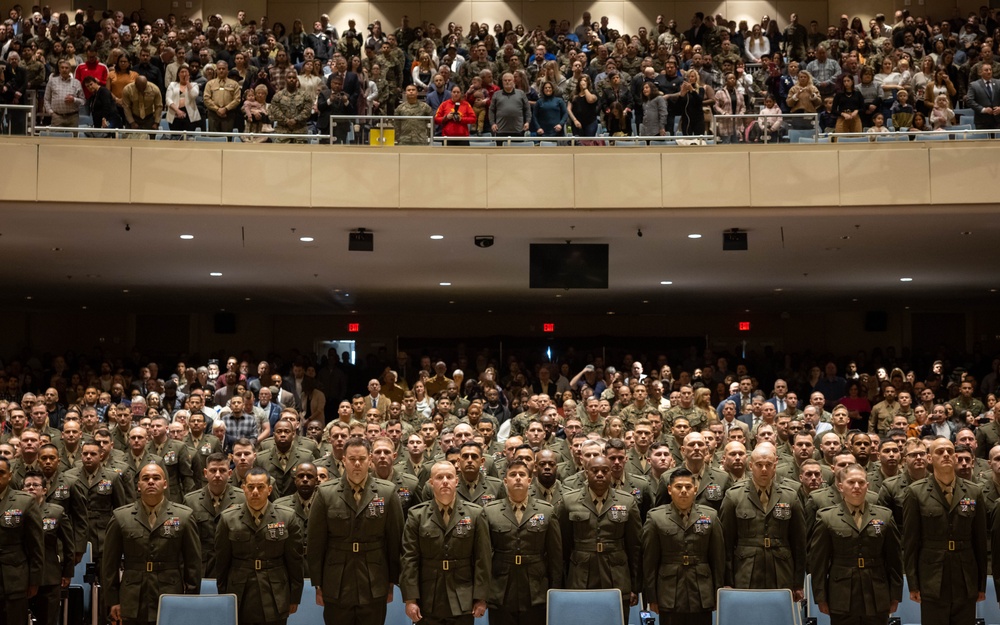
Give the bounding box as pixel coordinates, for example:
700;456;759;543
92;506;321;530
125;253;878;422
737;538;786;549
329;541;382;553
123;561;179;572
422;559;471;572
923;540;970;551
574;540;623;553
233;557;285;570
662;555;701;566
493;552;544;565
832;556;882;568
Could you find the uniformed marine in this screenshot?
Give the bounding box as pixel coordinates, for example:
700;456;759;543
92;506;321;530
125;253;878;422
183;452;246;576
0;456;44;625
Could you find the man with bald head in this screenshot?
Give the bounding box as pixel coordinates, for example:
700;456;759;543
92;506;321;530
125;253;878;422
103;463;202;625
661;432;732;510
122;427;166;499
121;73;163;130
720;442;806;600
721;441;748;482
560;454;641;624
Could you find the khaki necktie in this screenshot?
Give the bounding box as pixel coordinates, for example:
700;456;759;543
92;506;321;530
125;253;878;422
442;506;452;525
594;498;603;514
853;508;864;529
253;511;263;526
353;487;363;505
943;485;954;507
138;93;146;119
148;509;158;528
279;454;288;471
514;504;524;524
640;458;648;471
212;496;222;514
680;510;690;526
759;488;770;509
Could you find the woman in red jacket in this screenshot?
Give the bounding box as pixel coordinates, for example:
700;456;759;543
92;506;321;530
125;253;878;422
434;85;477;139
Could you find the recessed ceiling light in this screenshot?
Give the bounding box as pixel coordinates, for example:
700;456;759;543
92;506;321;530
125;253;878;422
179;234;194;240
660;281;673;285
852;298;859;302
774;288;783;292
25;296;32;300
245;297;251;301
430;235;444;240
555;294;562;298
687;234;702;239
991;289;998;293
642;300;649;304
448;300;455;304
122;289;129;293
607;311;615;315
299;236;314;242
81;306;87;310
439;282;451;286
900;277;913;282
210;272;223;277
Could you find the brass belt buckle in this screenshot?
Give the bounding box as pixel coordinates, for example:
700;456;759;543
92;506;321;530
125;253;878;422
596;542;604;553
764;538;771;548
858;558;865;568
682;555;690;566
515;555;522;565
146;562;153;572
353;542;360;553
442;560;449;571
948;541;956;551
255;559;262;570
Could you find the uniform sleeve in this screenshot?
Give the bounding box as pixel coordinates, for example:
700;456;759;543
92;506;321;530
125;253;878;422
545;505;564;589
974;490;988;593
306;488;328;584
719;491;737;587
789;491;807;590
58;509;76;578
399;508;422;602
901;487;921;592
179;446;195;495
884;514;903;602
284;511;305;604
708;510;726;594
24;498;45;587
640;514;660;600
181;511;203;593
102;512;124;607
68;480;89;554
214;514;232;593
806;512;832;605
473;508;492;602
626;499;642;593
385;486;405;586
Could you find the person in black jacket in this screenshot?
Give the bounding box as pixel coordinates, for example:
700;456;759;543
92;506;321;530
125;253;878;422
83;76;121;134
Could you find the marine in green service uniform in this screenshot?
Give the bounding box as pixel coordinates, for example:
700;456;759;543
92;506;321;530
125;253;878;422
401;460;492;625
103;463;202;625
183;451;246;576
0;456;44;625
642;468;725;625
484;459;563;625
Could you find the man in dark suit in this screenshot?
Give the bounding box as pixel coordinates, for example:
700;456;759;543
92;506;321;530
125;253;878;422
920;404;959;441
967;64;1000;129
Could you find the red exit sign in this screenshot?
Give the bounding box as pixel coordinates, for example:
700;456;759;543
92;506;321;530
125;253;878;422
738;321;751;331
347;323;360;333
543;323;555;333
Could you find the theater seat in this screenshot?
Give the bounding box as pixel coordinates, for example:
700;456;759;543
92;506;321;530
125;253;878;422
716;588;800;625
892;578;920;625
288;579;324;625
156;594;237;625
547;589;623;625
979;576;1000;625
804;574;830;625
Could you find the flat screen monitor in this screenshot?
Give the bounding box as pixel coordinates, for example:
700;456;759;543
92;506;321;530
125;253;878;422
529;243;609;289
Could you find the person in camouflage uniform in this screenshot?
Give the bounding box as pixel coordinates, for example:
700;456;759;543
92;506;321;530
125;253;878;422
394;85;433;145
375;42;401;114
269;72;313;143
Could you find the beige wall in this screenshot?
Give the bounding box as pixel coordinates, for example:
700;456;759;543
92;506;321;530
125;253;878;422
5;137;1000;210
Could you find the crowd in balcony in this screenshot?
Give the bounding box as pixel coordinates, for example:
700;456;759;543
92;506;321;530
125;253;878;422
1;4;998;142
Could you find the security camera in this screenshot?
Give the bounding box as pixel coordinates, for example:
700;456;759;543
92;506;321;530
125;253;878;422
125;223;131;232
474;235;494;248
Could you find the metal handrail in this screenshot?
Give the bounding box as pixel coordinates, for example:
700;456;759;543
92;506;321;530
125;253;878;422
34;125;323;142
438;134;717;146
0;103;38;136
327;114;434;146
712;112;820;144
824;128;998;141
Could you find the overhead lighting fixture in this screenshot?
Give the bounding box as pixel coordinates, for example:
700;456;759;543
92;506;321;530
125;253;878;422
439;282;451;286
660;281;673;285
900;277;913;282
179;234;194;240
299;236;314;242
210;272;223;277
430;235;444;240
122;289;129;293
687;234;702;239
